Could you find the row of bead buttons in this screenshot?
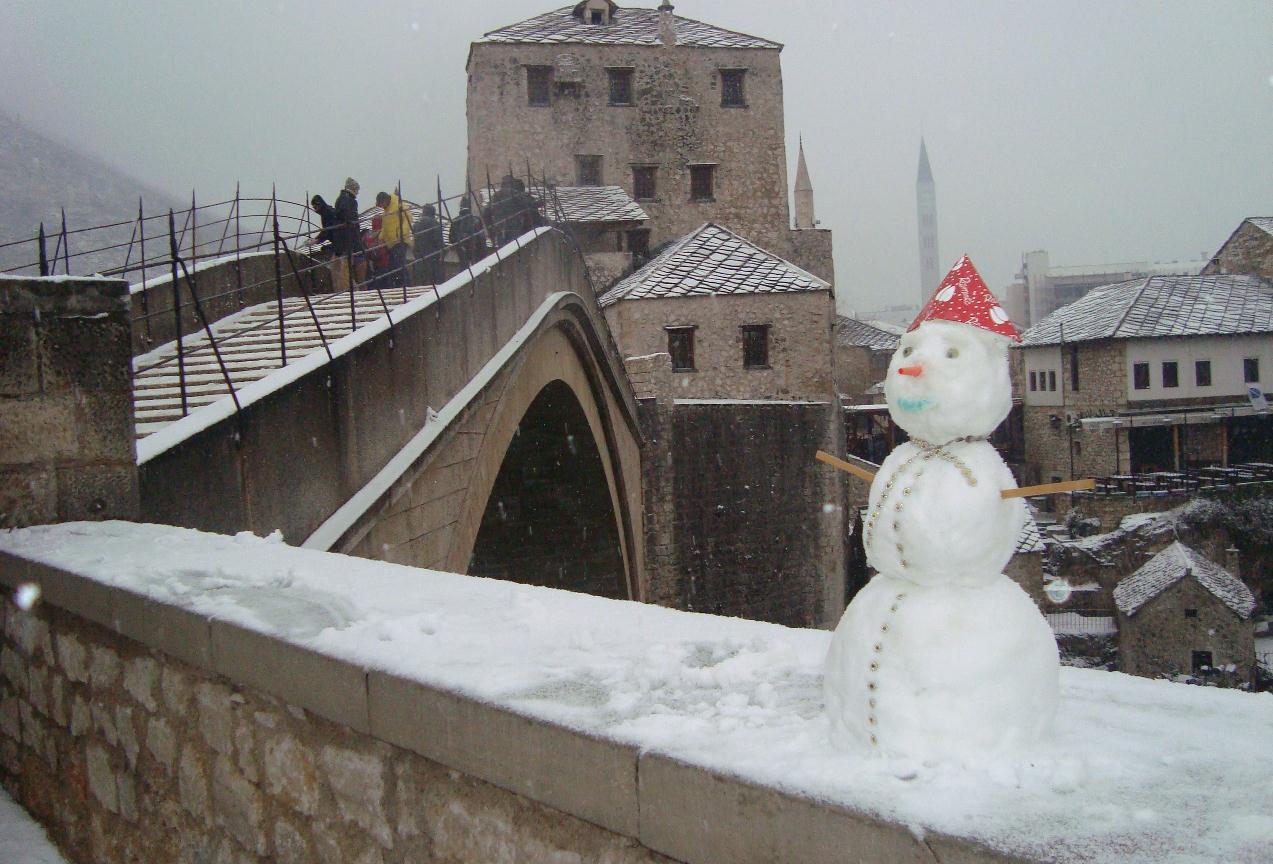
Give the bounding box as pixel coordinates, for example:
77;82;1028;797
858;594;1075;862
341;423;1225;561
867;589;907;747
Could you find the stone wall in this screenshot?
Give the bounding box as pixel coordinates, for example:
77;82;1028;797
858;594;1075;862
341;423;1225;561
131;250;332;355
1203;220;1273;282
0;276;138;528
467;43;794;258
0;547;1028;864
834;344;889;404
787;228;835;288
604;290;836;402
639;395;847;628
1118;577;1255;684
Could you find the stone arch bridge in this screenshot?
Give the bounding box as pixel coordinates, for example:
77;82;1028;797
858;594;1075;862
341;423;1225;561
135;228;647;599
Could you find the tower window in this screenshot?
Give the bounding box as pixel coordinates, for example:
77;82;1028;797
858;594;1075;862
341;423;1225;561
526;66;552;106
1047;370;1056;392
1029;370;1038;392
607;68;633;105
1162;361;1179;388
1133;362;1150;390
576;155;602;186
742;325;770;369
667;327;696;372
1184;608;1198;618
1244;357;1260;383
633;166;657;200
1069;347;1080;391
591;9;603;24
720;69;747;108
690;164;716;201
1195;360;1211;387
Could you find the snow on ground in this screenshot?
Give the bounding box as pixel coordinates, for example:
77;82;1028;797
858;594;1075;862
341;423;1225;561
0;785;68;864
2;522;1271;864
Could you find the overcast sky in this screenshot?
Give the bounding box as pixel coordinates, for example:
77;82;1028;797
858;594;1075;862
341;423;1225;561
2;1;1271;314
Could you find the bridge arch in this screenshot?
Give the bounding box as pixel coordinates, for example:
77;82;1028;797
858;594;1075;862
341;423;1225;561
447;311;641;599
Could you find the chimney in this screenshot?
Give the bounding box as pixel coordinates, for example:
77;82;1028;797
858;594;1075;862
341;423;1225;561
658;1;677;46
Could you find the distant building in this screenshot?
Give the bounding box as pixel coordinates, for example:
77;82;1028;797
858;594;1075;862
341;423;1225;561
1114;541;1256;685
1004;250;1207;330
1202;217;1273;283
599;222;833;401
466;1;833;284
1016;273;1273;483
915;138;939;307
833;317;897;405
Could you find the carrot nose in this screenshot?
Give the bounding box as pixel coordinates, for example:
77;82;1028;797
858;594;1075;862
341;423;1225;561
897;365;923;377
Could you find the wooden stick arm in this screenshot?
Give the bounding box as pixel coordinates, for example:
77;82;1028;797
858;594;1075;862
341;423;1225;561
815;450;1095;499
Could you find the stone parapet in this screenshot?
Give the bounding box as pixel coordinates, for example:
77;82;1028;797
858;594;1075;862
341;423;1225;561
0;544;1022;864
0;276;137;528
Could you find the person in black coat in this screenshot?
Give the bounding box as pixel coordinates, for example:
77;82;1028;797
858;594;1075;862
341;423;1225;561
451;198;486;268
330;177;365;288
411;204;445;285
310;195;338;255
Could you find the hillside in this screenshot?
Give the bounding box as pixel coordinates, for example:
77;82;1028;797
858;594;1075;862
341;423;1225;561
0;113;179;278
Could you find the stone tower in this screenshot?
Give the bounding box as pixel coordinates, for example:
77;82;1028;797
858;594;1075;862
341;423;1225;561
916;137;940;305
793;136;816;230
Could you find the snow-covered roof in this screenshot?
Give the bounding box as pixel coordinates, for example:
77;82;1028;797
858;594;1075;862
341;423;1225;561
1022;273;1273;346
836;317;900;351
479;5;781;49
1244;216;1273;237
598;223;828;307
1046;260;1206;280
1113;541;1255;619
481;184;648;224
1015;507;1047;555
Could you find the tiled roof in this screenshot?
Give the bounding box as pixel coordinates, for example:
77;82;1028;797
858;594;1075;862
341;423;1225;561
597;223;828;307
480;5;781;49
1015;507;1046;555
1247;217;1273;237
480;185;647;224
836;317;900;351
1021;274;1273;346
1113;541;1255;619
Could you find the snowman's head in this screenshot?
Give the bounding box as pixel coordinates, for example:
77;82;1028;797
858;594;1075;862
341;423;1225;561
885;320;1012;444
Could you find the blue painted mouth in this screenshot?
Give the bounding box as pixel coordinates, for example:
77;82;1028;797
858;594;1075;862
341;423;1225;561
896;397;934;412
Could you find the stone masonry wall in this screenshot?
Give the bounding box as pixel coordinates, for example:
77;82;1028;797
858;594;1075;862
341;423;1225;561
604;290;835;402
0;277;138;528
0;597;670;864
467;43;792;257
1202;221;1273;282
1117;577;1255;684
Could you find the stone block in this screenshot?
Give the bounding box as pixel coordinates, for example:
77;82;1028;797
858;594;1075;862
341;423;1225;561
37;314;131;392
117;772;138;823
88;643;121;689
210;619;369;733
70;694;90;736
0;395;78;463
86;744;119;813
0;694;19;741
15;612;53;662
91;701;118;746
273;819;311;864
146;716;177;773
195;681;235;755
161;665;194;717
320;745;393;848
27;663;48;715
261;732;320;817
212;754;266;856
116;705;140;768
55;463;139;523
178;744;211;825
638;753;1015;864
122;655;160;712
0;313;39;397
110;590;212;671
0;647;25;695
55;631;89;682
368;671;638;836
0;466;55;527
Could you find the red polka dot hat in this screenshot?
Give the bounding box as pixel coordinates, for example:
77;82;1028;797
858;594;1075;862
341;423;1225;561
908;254;1021;342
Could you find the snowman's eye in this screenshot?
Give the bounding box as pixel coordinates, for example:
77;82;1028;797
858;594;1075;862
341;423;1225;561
902;346;913;357
946;347;960;359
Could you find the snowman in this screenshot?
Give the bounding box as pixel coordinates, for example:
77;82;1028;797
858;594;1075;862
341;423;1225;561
824;256;1059;762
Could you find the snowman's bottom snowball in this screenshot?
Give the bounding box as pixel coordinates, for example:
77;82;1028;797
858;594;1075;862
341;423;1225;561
823;573;1059;762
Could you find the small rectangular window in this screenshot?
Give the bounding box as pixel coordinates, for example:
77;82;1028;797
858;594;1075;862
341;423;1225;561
1162;361;1179;388
1195;360;1211;387
720;69;746;107
1244;357;1260;383
1184;608;1199;619
591;9;603;24
742;325;769;369
576;155;602;186
1029;370;1038;391
1133;362;1150;390
1069;347;1080;392
1047;370;1057;392
633;166;657;201
667;327;695;372
690;164;715;202
607;68;633;105
526;66;552;106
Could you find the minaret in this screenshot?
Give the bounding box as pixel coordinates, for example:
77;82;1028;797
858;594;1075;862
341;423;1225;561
794;136;816;229
916;138;940;305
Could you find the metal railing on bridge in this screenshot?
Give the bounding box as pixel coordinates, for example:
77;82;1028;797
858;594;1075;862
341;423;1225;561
1;168;591;432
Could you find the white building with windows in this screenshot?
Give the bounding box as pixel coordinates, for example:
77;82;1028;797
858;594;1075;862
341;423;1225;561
1016;273;1273;482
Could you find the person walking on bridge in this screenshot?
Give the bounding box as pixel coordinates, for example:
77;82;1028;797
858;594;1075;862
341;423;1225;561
331;178;365;289
411;204;444;285
376;190;413;290
450;198;485;268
